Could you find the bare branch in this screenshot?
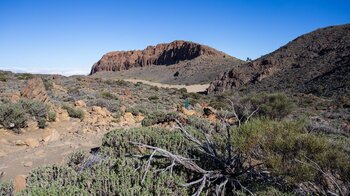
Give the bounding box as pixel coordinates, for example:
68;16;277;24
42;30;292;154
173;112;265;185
141;150;157;183
295;156;344;196
245;107;259;124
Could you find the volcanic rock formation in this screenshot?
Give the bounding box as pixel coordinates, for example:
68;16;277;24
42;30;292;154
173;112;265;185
90;40;230;75
208;24;350;97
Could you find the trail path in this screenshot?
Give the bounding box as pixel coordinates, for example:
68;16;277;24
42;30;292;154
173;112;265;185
124;79;209;93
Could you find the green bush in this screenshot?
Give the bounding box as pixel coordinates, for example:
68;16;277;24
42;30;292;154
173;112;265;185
246;93;294;119
88;99;120;113
0;102;27;131
150;86;159;91
48;111;56;122
24;158;187;195
148;95;159;101
16;73;33;80
0;181;14;195
178;88;187;94
0;72;7;82
101;92;117;100
101;127;194;157
230;119;350;184
19;99;48;119
141;112;182;127
37;117;47;129
62;104;85;120
67;150;87;171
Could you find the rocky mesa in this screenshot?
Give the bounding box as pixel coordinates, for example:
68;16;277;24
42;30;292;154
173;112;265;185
208;24;350;98
90;40;231;75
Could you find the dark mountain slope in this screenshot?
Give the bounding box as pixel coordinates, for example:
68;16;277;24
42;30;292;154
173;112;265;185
208;24;350;98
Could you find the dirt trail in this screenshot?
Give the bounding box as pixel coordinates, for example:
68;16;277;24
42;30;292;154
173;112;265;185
0;118;131;181
124;79;209;93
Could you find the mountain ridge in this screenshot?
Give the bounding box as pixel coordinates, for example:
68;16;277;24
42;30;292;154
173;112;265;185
90;40;236;75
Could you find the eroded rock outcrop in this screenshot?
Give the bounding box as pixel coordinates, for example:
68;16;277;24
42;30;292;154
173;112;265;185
21;77;49;102
90;40;229;74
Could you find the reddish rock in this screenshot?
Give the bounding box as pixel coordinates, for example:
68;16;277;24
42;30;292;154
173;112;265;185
90;40;229;74
21;77;49;102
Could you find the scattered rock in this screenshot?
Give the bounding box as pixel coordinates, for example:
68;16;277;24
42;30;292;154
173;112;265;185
24;161;33;167
181;107;196;116
14;175;27;192
75;100;86;107
24;138;40;148
123;112;136;125
42;128;60;143
14;140;26;146
91;106;109;117
207;114;218;122
21;77;49;102
135;115;144;123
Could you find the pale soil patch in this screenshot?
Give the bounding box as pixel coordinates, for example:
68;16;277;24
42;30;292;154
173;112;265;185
124;79;209;93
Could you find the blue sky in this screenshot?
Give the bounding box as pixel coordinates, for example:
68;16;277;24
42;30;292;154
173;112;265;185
0;0;349;75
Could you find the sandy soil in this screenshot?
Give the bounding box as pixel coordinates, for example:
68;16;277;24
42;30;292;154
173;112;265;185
0;118;130;181
124;79;209;93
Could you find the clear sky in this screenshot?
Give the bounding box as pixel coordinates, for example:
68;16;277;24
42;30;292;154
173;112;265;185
0;0;349;75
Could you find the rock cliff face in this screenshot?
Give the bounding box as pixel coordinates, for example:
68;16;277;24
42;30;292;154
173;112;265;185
90;40;229;75
208;24;350;97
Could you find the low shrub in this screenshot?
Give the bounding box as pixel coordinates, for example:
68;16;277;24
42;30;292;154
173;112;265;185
37;117;47;129
67;150;87;171
141;112;182;127
0;72;8;82
101;92;117;100
101;127;194;157
0;102;27;131
16;73;33;80
48;111;56;122
88;99;120;113
20;99;48;119
230;119;350;185
245;93;295;119
23;158;187;195
148;95;159;101
150;86;159;91
62;104;85;120
0;181;14;195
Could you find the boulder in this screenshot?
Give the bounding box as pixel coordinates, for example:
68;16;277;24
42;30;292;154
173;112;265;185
24;161;33;167
181;107;196;116
21;77;49;102
75;100;86;107
24;138;40;148
42;128;60;143
123;112;136;125
91;106;109;117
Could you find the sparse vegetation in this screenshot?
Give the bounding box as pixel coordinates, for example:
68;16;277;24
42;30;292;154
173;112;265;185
0;70;348;195
48;111;56;122
245;93;295;119
0;102;27;131
0;72;8;82
62;104;85;120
